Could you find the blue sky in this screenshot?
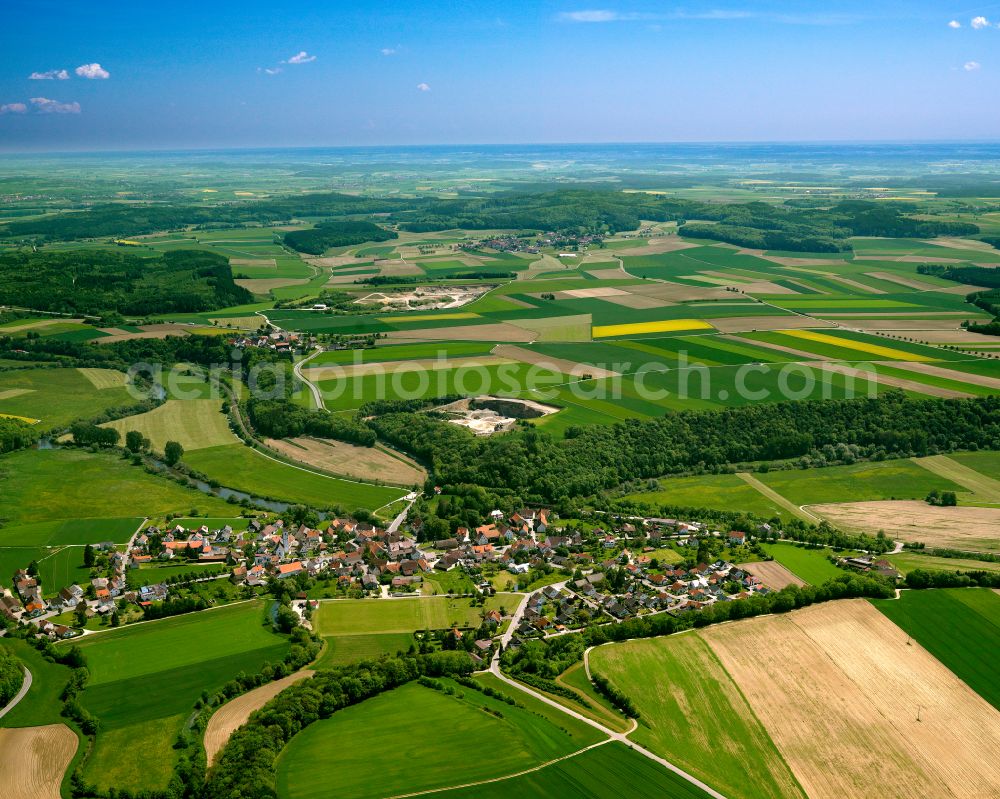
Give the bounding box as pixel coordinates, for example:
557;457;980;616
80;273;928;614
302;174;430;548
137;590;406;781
1;0;999;151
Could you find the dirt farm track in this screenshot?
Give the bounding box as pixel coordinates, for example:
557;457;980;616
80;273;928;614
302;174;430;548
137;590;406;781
203;670;314;766
0;724;78;799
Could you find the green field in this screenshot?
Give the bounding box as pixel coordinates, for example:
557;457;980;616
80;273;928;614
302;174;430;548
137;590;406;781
621;472;790;519
183;443;404;511
887;551;1000;576
72;600;289;793
760;543;848;584
871;589;1000;710
101;398;235;453
314;595;513;636
434;741;714;799
0;448;231;537
0;367;134;429
755;459;966;506
311;632;416;669
276;679;603;799
590;634;804;799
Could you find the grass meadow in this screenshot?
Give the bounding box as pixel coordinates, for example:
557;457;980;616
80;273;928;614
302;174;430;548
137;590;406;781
0;448;231;535
0;367;134;429
275;679;601;799
621;473;791;519
759;543;848;585
183;443;404;511
314;595;513;636
433;741;715;799
755;459;967;506
71;600;289;793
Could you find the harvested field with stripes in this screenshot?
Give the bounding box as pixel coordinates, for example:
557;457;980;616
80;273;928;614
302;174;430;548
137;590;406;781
0;724;78;799
703;600;1000;799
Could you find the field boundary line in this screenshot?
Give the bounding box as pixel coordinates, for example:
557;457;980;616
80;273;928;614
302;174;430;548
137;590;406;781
383;739;613;799
734;473;820;523
490;597;729;799
911;455;1000;503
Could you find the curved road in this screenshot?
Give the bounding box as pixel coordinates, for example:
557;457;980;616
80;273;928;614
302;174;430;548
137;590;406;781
490;595;728;799
0;667;31;720
293;348;326;411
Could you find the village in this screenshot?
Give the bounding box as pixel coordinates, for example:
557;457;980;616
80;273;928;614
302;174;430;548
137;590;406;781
1;504;897;646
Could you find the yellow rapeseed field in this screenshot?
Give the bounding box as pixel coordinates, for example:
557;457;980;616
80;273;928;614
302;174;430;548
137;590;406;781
591;318;714;338
779;329;927;361
0;412;39;424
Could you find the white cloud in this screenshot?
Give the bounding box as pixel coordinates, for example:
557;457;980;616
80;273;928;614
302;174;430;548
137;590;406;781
558;10;621;22
381;47;397;56
948;20;961;28
964;60;982;71
30;97;81;113
29;69;69;80
0;102;28;114
971;16;990;29
258;66;283;75
75;63;110;79
285;51;316;64
416;82;430;91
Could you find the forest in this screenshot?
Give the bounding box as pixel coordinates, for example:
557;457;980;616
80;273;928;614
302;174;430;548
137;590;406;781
0;189;979;253
283;219;397;255
918;264;1000;332
0;249;251;315
368;391;1000;500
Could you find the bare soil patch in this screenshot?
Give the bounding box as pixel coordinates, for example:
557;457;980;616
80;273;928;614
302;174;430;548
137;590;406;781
267;438;425;485
586;267;633;280
493;344;621;378
909;329;1000;343
308;256;373;268
558;287;630;299
761;255;844;267
811;500;1000;552
704;601;1000;799
204;671;314;766
822;362;973;399
614;238;699;256
876;360;1000;390
840;319;970;332
625;281;733;302
697;271;800;295
738;560;806;589
236;277;309;293
855;255;964;264
601;293;675;309
230;258;276;268
863;271;942;291
0;724;78;799
377;260;424;277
